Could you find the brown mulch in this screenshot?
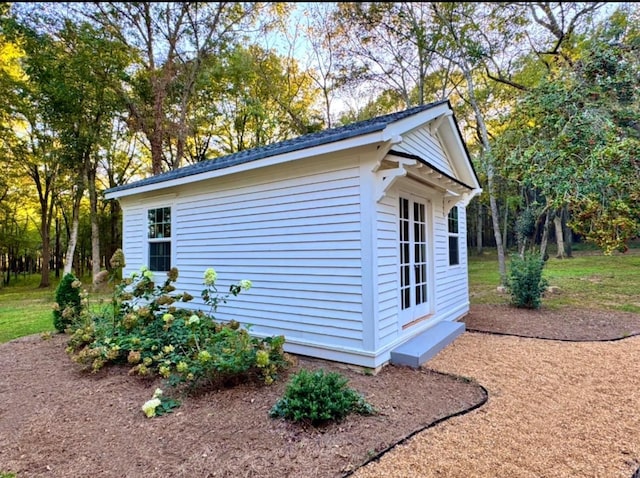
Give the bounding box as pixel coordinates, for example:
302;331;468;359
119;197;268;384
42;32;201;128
2;304;640;478
463;303;640;341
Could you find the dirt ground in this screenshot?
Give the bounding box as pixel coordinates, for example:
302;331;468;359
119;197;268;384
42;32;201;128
1;304;639;478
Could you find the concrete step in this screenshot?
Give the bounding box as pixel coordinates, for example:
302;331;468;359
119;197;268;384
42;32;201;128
390;321;465;368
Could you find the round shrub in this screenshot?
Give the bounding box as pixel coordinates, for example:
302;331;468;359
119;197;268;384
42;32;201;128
53;273;82;332
269;368;375;425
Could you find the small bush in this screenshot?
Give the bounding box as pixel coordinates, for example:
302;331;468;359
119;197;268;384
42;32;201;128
269;369;375;425
53;273;82;332
507;252;549;309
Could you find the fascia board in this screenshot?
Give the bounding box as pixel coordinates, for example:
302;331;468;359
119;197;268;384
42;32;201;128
105;130;386;200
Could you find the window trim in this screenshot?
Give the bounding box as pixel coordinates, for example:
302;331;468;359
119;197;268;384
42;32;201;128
447;206;460;267
147;206;172;272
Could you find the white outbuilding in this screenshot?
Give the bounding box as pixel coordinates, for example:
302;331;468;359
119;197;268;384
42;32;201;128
105;100;482;370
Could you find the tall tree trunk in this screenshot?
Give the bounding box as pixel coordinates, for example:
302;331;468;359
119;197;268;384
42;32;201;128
562;206;573;257
55;215;61;279
87;166;101;289
463;68;506;284
502;203;509;251
554;210;566;259
63;185;85;275
476;203;483;254
108;200;122;270
539;209;551;260
39;203;52;288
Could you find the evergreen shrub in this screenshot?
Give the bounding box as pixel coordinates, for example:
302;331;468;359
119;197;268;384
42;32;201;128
507;252;549;309
269;368;375;425
53;273;82;332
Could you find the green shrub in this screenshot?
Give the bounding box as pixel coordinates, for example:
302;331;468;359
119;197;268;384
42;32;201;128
507;252;549;309
269;368;375;425
53;273;82;332
65;266;289;395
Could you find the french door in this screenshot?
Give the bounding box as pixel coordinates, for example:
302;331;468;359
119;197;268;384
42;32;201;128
398;195;431;327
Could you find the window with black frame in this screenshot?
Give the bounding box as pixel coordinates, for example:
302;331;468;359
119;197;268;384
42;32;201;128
448;206;459;266
148;207;171;272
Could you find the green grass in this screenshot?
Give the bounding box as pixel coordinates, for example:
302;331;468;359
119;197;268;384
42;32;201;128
0;273;113;344
0;274;57;343
469;247;640;312
1;248;639;344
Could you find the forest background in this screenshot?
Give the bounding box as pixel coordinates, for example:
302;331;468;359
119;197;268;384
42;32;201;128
0;2;638;289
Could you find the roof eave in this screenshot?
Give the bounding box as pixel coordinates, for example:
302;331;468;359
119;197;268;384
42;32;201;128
105;130;391;200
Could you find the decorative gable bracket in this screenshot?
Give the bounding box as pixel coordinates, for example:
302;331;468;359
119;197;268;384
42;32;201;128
443;188;483;214
374;157;419;202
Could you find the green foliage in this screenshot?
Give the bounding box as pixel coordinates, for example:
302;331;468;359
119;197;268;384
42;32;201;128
65;266;289;394
515;206;538;246
53;273;82;332
507;252;549;309
495;12;640;255
269;369;376;425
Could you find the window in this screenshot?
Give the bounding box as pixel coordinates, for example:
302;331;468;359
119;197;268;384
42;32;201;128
148;207;171;272
448;206;459;266
399;196;428;311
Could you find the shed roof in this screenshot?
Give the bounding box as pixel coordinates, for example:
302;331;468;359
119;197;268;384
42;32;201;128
105;100;459;195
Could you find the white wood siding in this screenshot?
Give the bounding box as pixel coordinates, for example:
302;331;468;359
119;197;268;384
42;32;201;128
376;193;400;347
433;203;469;316
120;203;145;271
147;154;366;351
394;126;455;176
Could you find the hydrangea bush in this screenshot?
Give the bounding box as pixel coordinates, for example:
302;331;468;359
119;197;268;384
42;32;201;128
66;262;289;399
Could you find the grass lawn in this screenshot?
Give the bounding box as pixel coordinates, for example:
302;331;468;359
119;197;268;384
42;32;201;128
0;273;112;344
0;274;57;343
469;245;640;313
1;246;639;345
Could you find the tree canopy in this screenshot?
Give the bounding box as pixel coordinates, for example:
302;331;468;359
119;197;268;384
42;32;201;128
0;1;638;286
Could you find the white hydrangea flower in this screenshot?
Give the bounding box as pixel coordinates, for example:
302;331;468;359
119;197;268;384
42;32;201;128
162;313;174;322
203;268;217;286
187;315;200;325
141;398;161;418
153;388;163;399
239;279;252;291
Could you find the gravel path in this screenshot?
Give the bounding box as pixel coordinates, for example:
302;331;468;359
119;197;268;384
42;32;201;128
353;332;640;477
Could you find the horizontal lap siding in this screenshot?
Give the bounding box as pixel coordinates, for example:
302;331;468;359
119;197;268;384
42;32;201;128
434;203;469;314
121;205;145;271
394;127;454;176
394;129;469;321
376;193;399;347
172;157;364;350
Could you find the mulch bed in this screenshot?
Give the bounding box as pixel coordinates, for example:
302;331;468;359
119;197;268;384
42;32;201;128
2;303;639;478
463;303;640;341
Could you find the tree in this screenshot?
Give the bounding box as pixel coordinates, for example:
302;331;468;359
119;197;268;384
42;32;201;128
10;16;129;283
332;2;457;111
196;43;323;157
497;7;640;254
84;2;269;174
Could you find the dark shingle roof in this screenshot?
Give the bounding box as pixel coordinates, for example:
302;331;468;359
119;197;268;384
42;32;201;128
106;100;448;195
